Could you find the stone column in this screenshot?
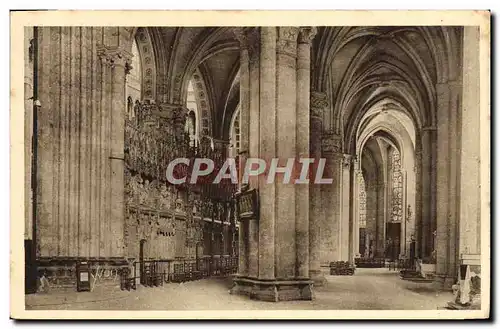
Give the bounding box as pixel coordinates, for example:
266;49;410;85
414;143;423;258
257;26;277;280
233;28;250;276
231;26;315;302
321;132;344;263
459;26;481;258
24;28;34;241
296;27;316;280
247;28;262;279
420;127;435;258
36;27;60;257
447;81;462;284
309;92;326;280
435;79;461;288
447;26;482;309
274;26;297;279
32;28;131;288
351;157;361;260
109;48;130;258
341;154;352;261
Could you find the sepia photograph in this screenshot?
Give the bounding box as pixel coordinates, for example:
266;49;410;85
9;10;490;320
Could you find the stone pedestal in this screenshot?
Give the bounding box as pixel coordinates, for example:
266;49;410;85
231;276;313;302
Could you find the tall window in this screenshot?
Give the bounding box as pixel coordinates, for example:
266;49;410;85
186;80;198;146
126;40;142;102
391;149;403;222
186;111;197;147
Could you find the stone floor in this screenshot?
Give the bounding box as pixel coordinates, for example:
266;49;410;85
25;268;453;310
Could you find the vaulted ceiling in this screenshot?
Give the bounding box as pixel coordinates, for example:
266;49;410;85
311;26;462;153
134;27;240;139
132;26;462;144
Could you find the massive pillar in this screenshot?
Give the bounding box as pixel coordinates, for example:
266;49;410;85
34;27;131;288
320;131;344;263
459;26;481;261
235;29;250;277
414;142;423;258
231;27;316;302
24;28;34;242
108;48;129;257
435;80;462;288
296;27;316;281
420;127;437;259
451;26;482;305
309;92;326;282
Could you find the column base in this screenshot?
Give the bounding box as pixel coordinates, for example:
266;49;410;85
433;274;456;290
310;269;327;287
230;275;314;302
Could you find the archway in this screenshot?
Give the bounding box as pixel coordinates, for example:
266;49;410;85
353;105;417;268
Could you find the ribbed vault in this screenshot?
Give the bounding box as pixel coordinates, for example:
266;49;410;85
311;26;461;153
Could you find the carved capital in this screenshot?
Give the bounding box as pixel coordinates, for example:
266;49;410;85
298;26;317;44
310;91;328;119
342;154;353;168
238;27;260;63
233;27;254;50
321;131;342;155
277;27;299;57
97;45;132;72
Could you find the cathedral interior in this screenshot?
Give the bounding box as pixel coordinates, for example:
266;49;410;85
23;26;482;309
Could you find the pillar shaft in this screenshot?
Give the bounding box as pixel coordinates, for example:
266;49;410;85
24;28;34;241
320;147;342;263
109;49;129;257
295;27;315;279
341;154;352;261
435;80;462;287
235;30;250;276
34;27;130;260
258;26;277;280
274;27;297;279
420;128;433;258
459;26;481;257
309;92;327;275
232;26;316;302
351;158;361;260
247;27;261;278
414;144;422;258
